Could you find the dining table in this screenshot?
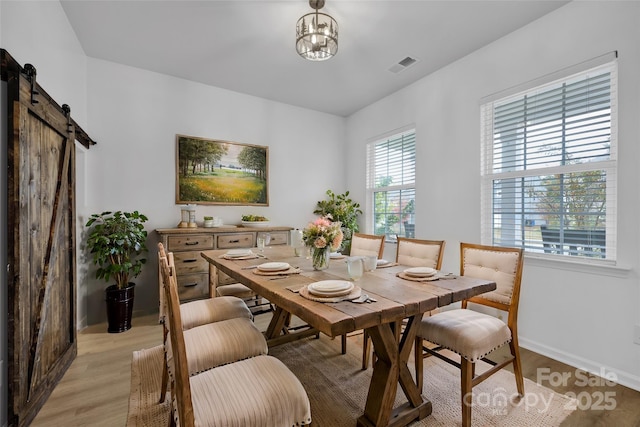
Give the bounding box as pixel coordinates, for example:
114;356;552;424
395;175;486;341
201;245;496;427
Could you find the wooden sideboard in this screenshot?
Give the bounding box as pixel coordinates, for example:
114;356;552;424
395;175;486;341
156;225;293;317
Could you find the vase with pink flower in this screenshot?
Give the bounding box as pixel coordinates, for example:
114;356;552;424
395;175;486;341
302;216;343;270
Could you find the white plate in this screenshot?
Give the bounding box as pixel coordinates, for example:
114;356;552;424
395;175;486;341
330;252;343;259
404;267;437;277
257;262;290;272
377;259;390;266
225;249;253;258
308;280;354;296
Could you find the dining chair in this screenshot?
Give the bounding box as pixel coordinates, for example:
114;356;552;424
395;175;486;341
361;237;446;369
349;232;385;259
157;244;269;403
340;233;386;354
414;242;524;427
159;245;312;427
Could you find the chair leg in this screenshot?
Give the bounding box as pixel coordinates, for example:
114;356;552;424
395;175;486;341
414;337;424;392
461;358;473;427
341;334;347;354
361;331;371;370
510;334;525;396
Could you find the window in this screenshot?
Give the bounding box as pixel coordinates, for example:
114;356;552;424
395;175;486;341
367;129;416;241
481;57;617;262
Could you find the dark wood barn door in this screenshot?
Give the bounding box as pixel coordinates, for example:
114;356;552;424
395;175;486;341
2;50;94;427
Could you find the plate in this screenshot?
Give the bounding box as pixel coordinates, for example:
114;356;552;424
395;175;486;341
330;252;344;259
404;267;437;277
308;280;354;297
257;262;290;272
225;249;253;258
241;221;271;228
377;259;390;266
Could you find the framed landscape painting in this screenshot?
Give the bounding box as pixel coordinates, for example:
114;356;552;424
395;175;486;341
176;134;269;206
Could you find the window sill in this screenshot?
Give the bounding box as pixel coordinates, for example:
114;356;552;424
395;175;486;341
524;253;631;278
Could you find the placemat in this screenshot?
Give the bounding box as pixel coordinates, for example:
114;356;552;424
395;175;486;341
396;271;440;282
376;262;398;268
252;267;302;276
299;285;361;302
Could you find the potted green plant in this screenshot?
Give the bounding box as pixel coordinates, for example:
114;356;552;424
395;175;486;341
85;210;148;333
313;190;362;254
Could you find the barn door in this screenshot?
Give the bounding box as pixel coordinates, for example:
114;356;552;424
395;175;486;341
2;50;93;427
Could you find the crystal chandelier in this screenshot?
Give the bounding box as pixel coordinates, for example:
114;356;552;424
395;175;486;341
296;0;338;61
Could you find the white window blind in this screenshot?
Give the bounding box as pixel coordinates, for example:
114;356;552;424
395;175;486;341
481;59;617;262
366;129;416;241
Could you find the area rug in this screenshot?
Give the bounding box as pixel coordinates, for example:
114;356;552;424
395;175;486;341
127;336;575;426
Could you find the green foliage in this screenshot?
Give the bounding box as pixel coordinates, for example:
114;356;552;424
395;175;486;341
314;190;362;251
85;211;149;289
528;171;606;229
237;146;267;180
178;137;228;176
242;214;269;221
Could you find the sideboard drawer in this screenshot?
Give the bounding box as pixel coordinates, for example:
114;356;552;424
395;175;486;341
176;273;209;301
167;234;214;251
173;251;209;275
260;230;288;246
216;233;254;249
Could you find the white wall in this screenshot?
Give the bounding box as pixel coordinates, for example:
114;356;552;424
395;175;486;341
346;1;640;391
82;59;346;324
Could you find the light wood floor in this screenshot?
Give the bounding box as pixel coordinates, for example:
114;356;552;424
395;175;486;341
31;312;640;427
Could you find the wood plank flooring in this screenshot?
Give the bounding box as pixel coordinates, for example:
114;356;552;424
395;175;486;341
30;312;640;426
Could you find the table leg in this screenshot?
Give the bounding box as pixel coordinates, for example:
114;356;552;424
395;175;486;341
357;314;430;427
264;306;320;347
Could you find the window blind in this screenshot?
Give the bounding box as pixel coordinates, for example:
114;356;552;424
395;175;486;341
481;61;617;262
367;130;416;240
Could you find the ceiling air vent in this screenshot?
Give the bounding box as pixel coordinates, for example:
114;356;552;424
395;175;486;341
388;56;418;74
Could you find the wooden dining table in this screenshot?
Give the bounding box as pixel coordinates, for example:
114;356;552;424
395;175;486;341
201;246;496;427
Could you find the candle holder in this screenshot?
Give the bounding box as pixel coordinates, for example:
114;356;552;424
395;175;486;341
178;204;197;228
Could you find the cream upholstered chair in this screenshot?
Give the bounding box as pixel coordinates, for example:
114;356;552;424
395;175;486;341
414;242;524;427
340;233;385;354
395;236;446;268
159;246;312;427
349;232;385;259
158;244;269;403
361;237;446;369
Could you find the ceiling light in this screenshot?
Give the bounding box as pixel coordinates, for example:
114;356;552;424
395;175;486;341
296;0;338;61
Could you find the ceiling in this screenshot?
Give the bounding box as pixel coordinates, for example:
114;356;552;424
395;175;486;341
60;0;569;117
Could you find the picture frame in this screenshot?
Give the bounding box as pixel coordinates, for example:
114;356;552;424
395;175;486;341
175;134;269;206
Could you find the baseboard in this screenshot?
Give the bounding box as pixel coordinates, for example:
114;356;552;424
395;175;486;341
520;336;640;392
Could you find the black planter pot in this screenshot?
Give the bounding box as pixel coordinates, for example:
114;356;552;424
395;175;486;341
105;283;135;333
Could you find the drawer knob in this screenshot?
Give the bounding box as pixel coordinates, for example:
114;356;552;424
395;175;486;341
185;241;200;246
184;282;198;288
229;239;240;243
183;259;198;263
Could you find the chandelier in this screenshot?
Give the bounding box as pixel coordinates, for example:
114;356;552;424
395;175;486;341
296;0;338;61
